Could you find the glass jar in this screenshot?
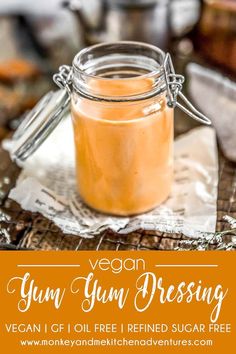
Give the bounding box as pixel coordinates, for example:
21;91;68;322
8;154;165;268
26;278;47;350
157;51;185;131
11;41;211;216
71;42;174;215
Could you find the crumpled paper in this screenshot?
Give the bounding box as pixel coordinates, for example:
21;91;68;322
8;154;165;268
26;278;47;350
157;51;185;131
3;116;218;238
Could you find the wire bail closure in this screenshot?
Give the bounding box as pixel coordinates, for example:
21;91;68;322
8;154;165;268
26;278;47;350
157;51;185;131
53;65;73;95
53;56;211;126
163;54;211;125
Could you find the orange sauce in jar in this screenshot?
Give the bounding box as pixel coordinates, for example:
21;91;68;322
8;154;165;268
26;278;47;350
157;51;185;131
71;77;173;215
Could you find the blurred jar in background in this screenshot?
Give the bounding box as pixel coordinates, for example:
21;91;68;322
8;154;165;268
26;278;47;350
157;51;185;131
64;0;171;51
64;0;202;51
198;0;236;73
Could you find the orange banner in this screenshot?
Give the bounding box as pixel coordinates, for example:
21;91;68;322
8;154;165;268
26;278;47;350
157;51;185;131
0;251;235;353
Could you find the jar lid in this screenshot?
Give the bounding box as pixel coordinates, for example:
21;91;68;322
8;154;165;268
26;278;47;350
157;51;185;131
11;89;70;162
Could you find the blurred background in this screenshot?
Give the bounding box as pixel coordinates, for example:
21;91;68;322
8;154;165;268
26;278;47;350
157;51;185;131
0;0;235;134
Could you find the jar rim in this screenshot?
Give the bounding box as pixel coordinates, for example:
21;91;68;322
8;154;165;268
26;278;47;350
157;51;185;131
72;41;166;81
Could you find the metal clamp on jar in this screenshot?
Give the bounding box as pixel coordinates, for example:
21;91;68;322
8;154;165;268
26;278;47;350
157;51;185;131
10;41;211;216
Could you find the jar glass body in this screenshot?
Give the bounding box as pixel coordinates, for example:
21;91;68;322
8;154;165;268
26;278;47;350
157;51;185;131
71;42;174;216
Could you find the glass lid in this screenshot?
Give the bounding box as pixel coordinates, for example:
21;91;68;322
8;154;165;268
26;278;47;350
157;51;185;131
11;89;70;162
